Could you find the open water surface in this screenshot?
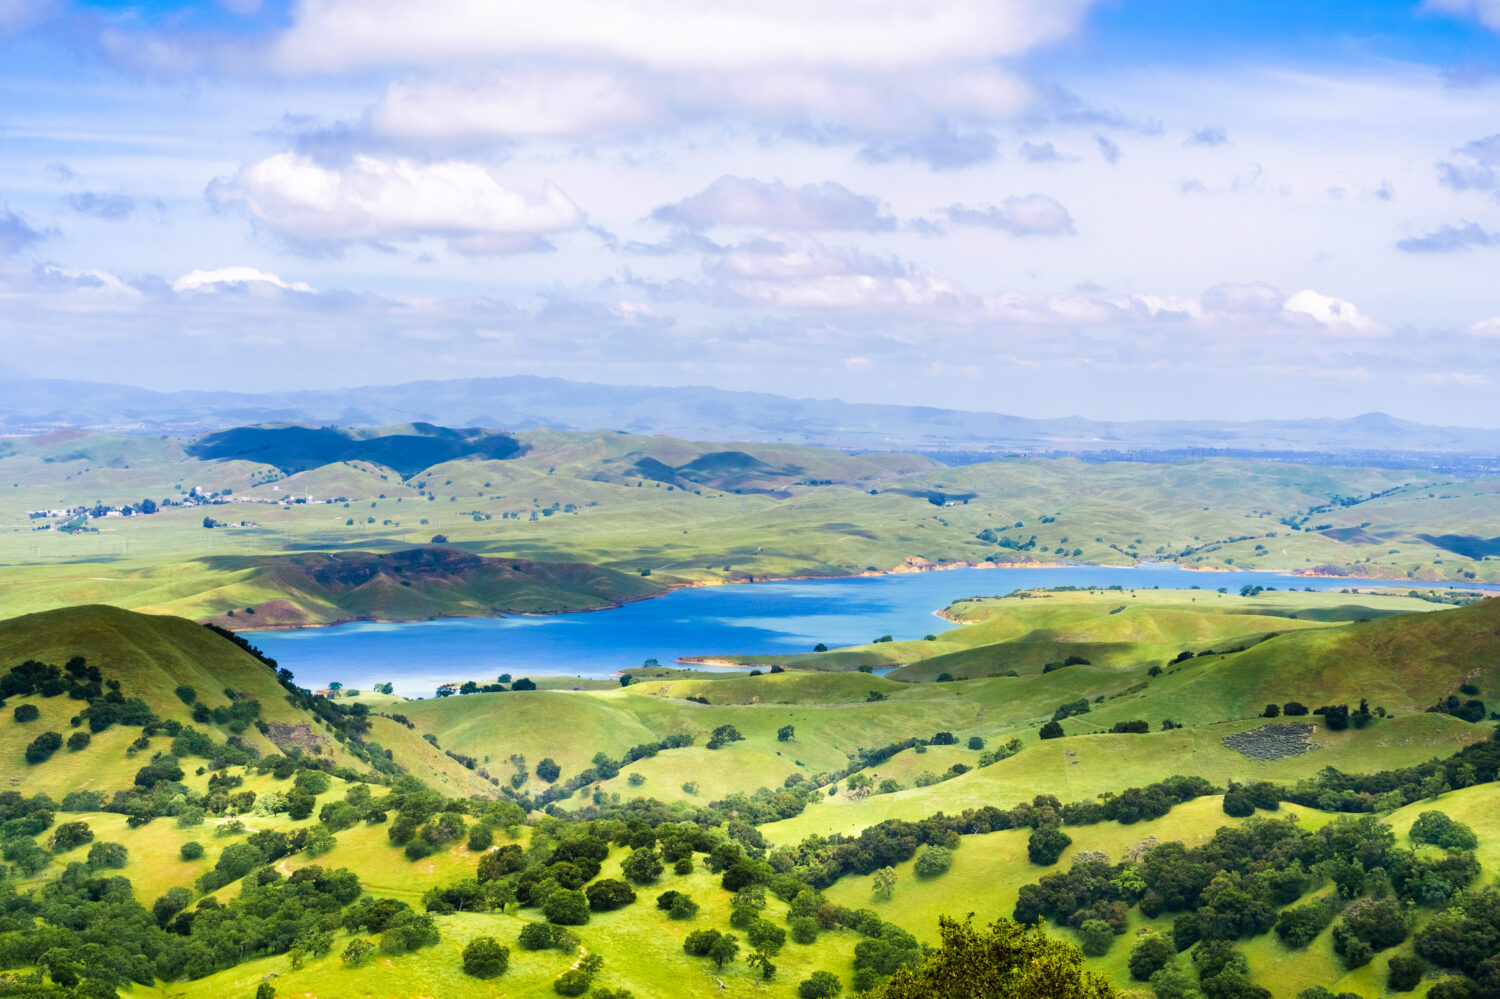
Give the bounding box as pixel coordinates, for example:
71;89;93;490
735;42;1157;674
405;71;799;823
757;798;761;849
253;564;1494;695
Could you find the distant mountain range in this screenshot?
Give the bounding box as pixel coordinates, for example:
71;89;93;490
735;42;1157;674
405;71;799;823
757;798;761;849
3;374;1500;462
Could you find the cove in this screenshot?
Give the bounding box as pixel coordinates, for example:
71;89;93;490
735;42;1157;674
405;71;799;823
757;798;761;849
253;564;1493;696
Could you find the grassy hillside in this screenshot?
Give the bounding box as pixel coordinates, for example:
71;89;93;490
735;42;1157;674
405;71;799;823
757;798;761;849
0;592;1497;998
0;424;1496;628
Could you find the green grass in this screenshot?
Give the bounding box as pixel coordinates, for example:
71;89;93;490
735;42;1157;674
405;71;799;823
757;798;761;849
0;426;1495;629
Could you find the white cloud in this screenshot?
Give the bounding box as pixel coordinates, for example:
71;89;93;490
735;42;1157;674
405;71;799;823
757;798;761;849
371;71;662;140
1282;289;1386;335
1468;315;1500;336
712;235;974;315
652;177;894;232
269;0;1095;74
207;153;583;253
172;266;313;293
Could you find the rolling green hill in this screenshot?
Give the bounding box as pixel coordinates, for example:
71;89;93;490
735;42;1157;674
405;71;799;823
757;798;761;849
0;424;1496;629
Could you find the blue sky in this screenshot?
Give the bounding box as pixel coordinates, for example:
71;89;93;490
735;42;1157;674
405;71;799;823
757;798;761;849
4;0;1500;424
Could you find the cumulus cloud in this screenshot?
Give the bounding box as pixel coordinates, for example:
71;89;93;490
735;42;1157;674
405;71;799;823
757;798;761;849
944;195;1075;236
66;192;137;221
650;177;894;233
370;70;662;140
268;0;1095;74
1396;221;1499;252
1281;289;1385;334
172;266;313;293
0;207;47;256
207;153;583;254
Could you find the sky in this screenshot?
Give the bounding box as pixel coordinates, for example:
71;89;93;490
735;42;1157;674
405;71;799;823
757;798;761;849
4;1;1500;424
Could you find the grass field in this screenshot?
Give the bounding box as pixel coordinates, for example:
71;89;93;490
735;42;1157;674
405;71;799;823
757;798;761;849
1;588;1497;998
0;425;1496;630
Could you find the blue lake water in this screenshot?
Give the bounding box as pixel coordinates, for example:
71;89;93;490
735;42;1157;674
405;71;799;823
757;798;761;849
253;564;1493;696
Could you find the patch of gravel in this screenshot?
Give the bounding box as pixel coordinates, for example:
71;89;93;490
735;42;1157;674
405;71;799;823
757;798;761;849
1222;723;1317;761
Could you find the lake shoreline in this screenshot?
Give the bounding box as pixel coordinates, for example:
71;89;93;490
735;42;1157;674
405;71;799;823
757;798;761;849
232;553;1494;636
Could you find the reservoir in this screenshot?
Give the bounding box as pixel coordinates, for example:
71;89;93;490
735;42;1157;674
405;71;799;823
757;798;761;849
253;564;1492;695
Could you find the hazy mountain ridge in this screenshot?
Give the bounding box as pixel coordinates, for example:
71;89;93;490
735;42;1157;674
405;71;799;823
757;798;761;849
3;374;1500;457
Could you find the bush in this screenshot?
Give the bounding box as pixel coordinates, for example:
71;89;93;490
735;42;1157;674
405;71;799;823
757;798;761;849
51;820;94;853
86;840;128;869
586;878;637;911
706;724;744;749
536;757;561;782
13;703;39;722
799;970;842;998
967;736;985;750
1283;701;1309;716
461;936;509;978
1128;935;1175;981
684;929;723;956
518;922;562;950
1039;721;1064;740
1262;703;1281;718
1387;954;1425;992
913;844;953;878
180;841;204;861
65;730;90;751
174;685;196;704
1077;919;1114;957
465;823;494;852
25;730;61;763
1027;825;1071;866
1409;811;1479;850
790;916;819;944
544;889;590;925
553;969;590;995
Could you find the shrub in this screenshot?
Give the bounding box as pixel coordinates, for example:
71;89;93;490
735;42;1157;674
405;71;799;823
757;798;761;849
51;820;94;853
684;929;723;956
798;970;842;998
1039;721;1064;740
1262;703;1281;717
175;685;197;704
544;889;590;925
342;938;375;968
518;922;564;950
706;724;744;749
535;758;561;782
1077;919;1114;957
461;936;509;978
913;845;953;878
1283;701;1309;716
86;840;128;869
13;703;39;722
65;730;90;751
585;879;636;911
1128;935;1175;981
180;841;204;861
1027;825;1071;866
553;969;591;995
1275;898;1337;949
25;730;61;763
790;916;818;944
1409;811;1478;850
1387;954;1425;992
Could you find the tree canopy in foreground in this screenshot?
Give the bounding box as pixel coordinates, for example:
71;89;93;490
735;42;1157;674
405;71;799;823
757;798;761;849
861;915;1115;999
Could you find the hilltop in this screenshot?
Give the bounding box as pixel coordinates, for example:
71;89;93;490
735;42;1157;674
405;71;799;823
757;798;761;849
0;423;1497;629
5;373;1500;464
